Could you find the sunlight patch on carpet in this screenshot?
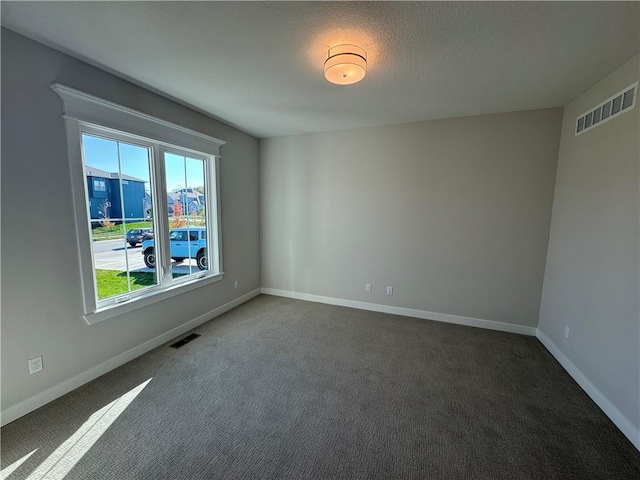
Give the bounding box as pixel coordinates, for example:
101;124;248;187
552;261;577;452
22;378;152;480
0;449;37;479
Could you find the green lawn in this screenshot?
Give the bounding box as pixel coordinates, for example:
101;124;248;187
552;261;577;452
96;269;157;299
96;269;188;299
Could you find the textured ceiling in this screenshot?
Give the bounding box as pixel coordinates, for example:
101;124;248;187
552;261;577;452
2;1;639;138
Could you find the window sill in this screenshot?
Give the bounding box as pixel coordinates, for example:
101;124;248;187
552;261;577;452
83;272;225;325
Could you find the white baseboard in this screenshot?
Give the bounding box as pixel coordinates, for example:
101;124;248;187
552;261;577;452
536;330;640;451
0;288;261;427
261;288;537;336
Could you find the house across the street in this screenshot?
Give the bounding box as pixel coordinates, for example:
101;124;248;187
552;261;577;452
167;187;205;215
85;166;148;221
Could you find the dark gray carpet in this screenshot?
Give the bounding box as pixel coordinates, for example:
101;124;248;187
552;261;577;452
2;295;639;479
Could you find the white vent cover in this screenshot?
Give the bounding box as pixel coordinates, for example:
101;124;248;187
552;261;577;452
576;82;638;136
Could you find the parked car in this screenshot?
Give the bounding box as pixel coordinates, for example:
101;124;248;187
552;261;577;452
142;227;207;270
126;228;153;247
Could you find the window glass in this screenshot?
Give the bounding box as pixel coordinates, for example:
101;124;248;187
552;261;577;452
82;133;158;302
165;152;210;279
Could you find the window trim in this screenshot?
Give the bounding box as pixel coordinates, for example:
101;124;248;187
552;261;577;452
52;83;226;325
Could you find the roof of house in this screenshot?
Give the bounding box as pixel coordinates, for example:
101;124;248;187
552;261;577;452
167;190;204;204
85;166;146;183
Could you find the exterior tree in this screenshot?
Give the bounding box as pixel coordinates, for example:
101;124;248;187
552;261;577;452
196;205;206;226
98;199;115;238
170;200;187;229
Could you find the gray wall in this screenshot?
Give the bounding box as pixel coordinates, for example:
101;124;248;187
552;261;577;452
1;29;261;411
260;108;563;327
538;54;640;430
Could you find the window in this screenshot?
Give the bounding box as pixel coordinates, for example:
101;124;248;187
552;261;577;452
93;179;106;192
52;84;225;324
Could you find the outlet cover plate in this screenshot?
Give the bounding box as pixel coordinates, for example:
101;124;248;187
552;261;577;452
29;356;43;374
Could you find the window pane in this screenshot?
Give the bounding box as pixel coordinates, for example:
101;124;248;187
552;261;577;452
90;220;129;300
82;134;158;302
165;152;209;279
119;142;152;222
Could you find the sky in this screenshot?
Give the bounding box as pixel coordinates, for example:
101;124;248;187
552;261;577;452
82;133;206;194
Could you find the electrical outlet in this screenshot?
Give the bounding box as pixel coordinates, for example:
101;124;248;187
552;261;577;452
233;280;239;289
564;326;570;339
386;286;393;295
29;356;43;375
365;283;371;292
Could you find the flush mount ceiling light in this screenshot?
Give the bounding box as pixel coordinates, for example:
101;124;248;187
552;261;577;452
324;44;367;85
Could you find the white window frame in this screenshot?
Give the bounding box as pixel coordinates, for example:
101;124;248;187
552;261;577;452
52;84;225;325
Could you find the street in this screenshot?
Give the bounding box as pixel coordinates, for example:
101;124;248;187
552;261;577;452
92;239;200;275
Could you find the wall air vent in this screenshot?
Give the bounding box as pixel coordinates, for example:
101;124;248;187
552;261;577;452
576;82;638;136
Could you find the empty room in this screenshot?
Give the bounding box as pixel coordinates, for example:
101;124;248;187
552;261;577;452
1;2;639;479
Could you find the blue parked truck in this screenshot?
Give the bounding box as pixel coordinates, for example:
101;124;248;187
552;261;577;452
142;227;208;270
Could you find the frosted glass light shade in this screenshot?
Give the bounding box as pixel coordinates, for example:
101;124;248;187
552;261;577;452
324;44;367;85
